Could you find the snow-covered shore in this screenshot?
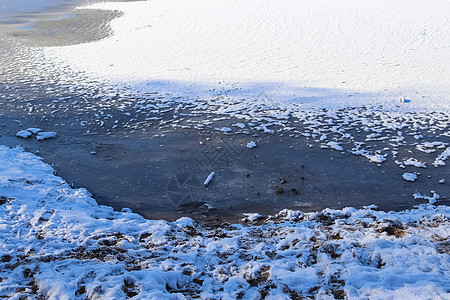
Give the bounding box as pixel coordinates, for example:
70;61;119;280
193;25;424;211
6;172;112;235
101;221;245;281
1;145;448;298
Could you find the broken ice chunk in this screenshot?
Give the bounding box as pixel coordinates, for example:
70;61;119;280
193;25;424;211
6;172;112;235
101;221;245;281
36;132;57;141
402;173;417;182
247;141;257;149
16;130;32;139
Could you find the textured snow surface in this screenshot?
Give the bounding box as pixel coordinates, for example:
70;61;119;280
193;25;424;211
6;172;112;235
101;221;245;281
0;145;449;299
41;0;450;111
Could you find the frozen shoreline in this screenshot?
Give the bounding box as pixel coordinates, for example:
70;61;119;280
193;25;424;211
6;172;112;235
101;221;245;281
0;145;449;298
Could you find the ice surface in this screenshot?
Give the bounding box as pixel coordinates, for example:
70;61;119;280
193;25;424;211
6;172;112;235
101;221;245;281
40;0;450;111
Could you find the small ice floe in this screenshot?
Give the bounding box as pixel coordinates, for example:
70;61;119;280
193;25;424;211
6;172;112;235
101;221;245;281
16;130;32;139
402;173;417;182
215;127;232;133
247;141;257;149
26;128;42;134
36;132;57;141
363;204;378;210
433;147;450;167
204;172;215;186
439;179;445;184
416;141;447;153
351;147;386;164
367;154;386;163
276;209;303;221
403;158;427;168
232;123;246;129
413;191;440;204
173;217;195;227
326;141;344;151
241;213;263;222
256;125;274;134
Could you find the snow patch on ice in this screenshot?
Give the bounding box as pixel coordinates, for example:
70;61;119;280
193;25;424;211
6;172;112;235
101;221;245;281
413;191;440;204
403;158;427;168
36;131;57;140
402;173;418;182
326;141;344;151
246;141;257;149
15;130;32;139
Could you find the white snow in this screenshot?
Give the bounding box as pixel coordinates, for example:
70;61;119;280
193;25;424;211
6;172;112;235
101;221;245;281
40;0;450;111
232;123;246;129
36;131;57;140
403;158;427;168
416;141;447;153
433;147;450;167
326;142;344;151
246;141;257;149
15;130;32;139
413;191;441;205
241;213;263;222
402;173;418;182
0;146;449;298
215;127;232;133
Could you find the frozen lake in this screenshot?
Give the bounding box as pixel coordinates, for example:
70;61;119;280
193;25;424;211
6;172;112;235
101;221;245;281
0;0;449;221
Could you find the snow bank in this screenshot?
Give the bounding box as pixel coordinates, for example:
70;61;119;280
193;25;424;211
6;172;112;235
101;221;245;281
0;145;449;298
41;0;450;111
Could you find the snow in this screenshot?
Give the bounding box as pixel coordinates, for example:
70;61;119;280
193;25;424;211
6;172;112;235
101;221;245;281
246;141;257;149
40;0;450;112
241;213;263;222
326;142;344;151
413;191;441;205
402;173;418;182
15;130;32;139
16;128;53;140
403;158;427;168
215;127;232;133
0;145;449;298
26;128;42;134
36;131;57;140
433;147;450;167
